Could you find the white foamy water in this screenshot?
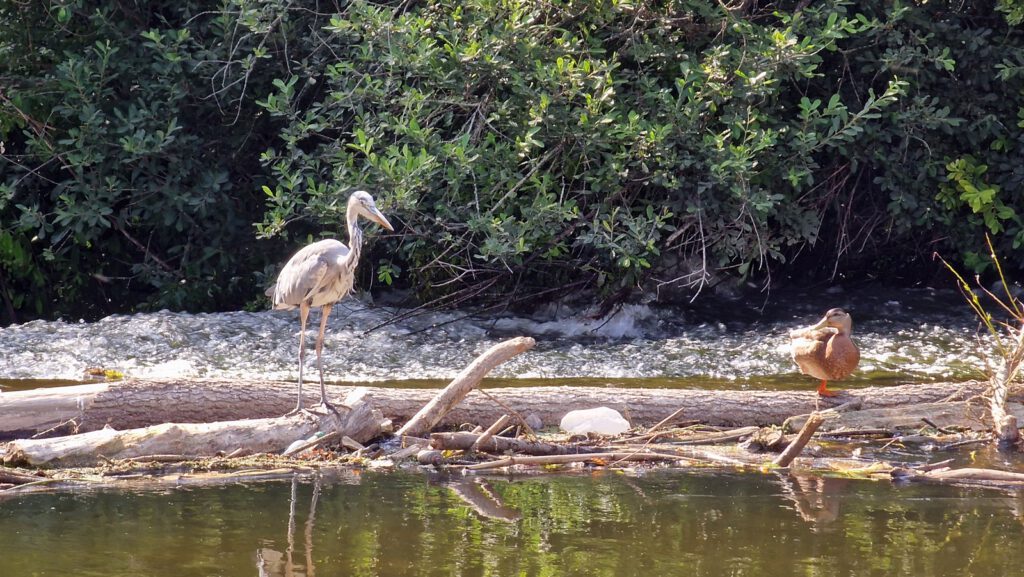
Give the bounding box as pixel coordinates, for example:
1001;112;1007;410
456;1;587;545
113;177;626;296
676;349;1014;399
0;288;997;387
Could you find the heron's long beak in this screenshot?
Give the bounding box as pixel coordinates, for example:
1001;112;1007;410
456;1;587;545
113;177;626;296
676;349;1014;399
370;207;394;231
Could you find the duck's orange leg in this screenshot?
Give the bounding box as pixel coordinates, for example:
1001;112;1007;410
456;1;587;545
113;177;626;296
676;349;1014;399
816;380;838;397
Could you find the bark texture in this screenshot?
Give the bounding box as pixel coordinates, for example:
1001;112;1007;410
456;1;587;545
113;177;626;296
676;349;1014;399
0;378;992;440
4;388;385;467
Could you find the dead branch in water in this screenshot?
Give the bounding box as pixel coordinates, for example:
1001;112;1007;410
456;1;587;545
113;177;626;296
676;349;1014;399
396;337;535;437
774;413;826;467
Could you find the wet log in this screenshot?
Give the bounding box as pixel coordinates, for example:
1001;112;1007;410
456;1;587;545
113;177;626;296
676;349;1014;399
0;379;996;441
786;400;1024;433
893;466;1024;486
4;388;385;467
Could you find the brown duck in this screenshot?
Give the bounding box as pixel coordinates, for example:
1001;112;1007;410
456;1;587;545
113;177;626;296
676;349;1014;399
789;308;860;397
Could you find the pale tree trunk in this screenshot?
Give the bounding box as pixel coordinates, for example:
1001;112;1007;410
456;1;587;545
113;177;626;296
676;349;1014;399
0;379;990;440
991;325;1024;446
4;388;384;467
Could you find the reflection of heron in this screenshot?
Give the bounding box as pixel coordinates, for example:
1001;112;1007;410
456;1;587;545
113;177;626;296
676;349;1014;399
790;308;860;397
256;474;322;576
269;191;393;414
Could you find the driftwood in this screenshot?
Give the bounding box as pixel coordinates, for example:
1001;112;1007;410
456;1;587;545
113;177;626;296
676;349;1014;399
472;415;512;452
0;379;993;441
465;451;692;471
397;337;535;437
431;431;573;455
773;413;825;467
4;388;385;467
894;466;1024;486
784;400;1024;433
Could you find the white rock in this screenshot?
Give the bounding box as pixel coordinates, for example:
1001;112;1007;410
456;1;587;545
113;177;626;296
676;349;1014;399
559;407;630;435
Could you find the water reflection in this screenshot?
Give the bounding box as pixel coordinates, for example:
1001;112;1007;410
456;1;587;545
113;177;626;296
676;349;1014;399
257;475;321;577
2;470;1024;577
779;473;849;529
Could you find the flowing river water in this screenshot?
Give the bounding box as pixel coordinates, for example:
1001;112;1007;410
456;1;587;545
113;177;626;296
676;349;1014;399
2;286;1023;576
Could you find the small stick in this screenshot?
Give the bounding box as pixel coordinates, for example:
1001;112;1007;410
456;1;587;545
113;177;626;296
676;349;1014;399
0;469;45;485
816;428;894;438
401;435;432;447
30;418;80;440
340;436;365;451
465;451;692;471
283;431;341;457
782;399;861;432
471;414;512;452
226;448;250;459
921;418;955;435
645;407;690;436
773;412;825;467
937;437;992;452
389;444;424;460
915;458;955;472
124;454;194;463
665;426;759;446
0;477;62;492
476;389;538;439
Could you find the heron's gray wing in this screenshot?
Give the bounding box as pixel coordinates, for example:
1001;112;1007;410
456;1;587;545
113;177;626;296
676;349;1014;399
271;240;347;310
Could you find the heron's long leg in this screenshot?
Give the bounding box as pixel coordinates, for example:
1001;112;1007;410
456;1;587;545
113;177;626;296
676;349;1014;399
294;303;311;413
315;303;333;407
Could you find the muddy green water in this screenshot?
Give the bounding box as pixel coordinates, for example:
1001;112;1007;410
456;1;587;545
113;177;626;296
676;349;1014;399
3;471;1024;577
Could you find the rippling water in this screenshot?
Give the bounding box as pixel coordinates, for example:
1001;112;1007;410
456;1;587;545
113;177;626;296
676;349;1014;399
0;286;993;388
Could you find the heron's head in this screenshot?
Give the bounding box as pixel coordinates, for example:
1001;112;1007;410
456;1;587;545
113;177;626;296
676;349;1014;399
810;308;853;334
349;190;394;231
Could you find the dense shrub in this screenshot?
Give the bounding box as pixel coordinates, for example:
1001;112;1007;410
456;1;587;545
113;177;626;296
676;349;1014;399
1;1;1023;324
0;1;286;322
254;0;1024;305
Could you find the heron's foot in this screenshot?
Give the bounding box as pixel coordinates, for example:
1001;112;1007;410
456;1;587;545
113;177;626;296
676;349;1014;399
284;406;330;420
314;400;351;416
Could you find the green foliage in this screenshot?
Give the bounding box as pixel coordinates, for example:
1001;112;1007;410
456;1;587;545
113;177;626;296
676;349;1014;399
0;1;287;321
253;0;1024;304
2;0;1024;322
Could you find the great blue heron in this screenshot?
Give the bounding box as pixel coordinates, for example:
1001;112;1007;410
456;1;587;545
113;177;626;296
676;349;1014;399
789;308;860;397
268;190;393;414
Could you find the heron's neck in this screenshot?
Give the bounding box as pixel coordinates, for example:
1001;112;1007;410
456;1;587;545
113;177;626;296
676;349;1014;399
344;212;363;269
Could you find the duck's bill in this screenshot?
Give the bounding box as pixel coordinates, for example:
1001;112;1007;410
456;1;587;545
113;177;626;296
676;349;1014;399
808;316;830;330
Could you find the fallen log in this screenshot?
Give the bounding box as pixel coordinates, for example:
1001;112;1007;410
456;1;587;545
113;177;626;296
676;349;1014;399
893;466;1024;486
4;388;385;467
0;380;992;440
785;400;1024;433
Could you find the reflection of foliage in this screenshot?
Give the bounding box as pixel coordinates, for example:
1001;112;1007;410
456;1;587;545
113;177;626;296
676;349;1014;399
3;471;1024;575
